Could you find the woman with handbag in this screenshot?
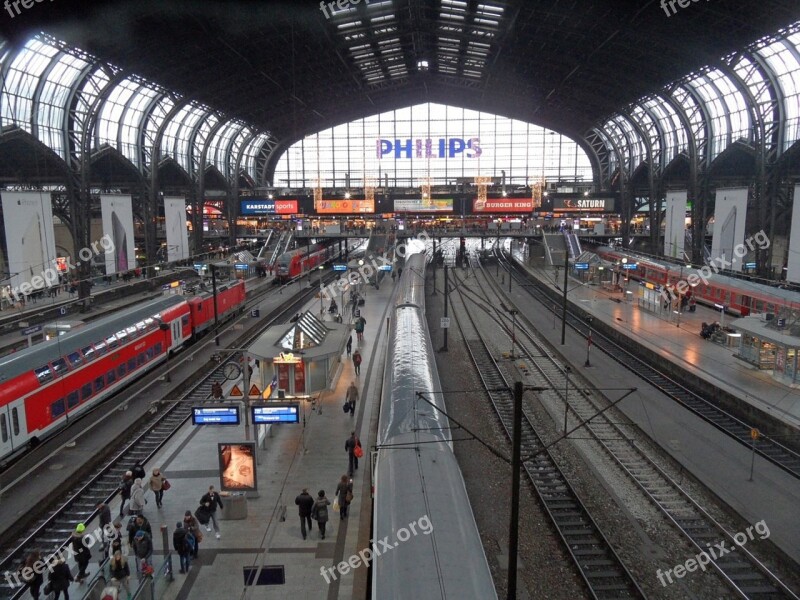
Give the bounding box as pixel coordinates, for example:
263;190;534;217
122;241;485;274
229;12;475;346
335;475;353;519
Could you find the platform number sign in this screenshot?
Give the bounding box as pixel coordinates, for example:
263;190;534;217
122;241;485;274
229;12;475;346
440;317;450;329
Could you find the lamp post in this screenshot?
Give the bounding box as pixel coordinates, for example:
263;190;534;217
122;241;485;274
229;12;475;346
509;309;518;358
318;264;325;316
210;263;220;346
563;366;571;434
584;317;592;367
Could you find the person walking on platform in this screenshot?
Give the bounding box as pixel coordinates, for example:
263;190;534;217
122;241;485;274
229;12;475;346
131;462;146;482
128;515;151;547
346;334;352;358
18;552;43;600
96;502;112;560
173;522;192;573
352;350;362;376
183;511;203;558
354;315;366;341
311;491;330;540
109;550;131;598
295;488;314;540
346;381;358;416
149;468;166;508
132;530;153;574
335;475;353;519
118;471;133;517
129;479;146;516
47;557;73;600
71;523;91;583
200;485;224;538
345;431;361;476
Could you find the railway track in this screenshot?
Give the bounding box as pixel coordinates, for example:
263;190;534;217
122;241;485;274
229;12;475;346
498;249;800;481
446;257;646;600
0;284;321;600
458;256;800;599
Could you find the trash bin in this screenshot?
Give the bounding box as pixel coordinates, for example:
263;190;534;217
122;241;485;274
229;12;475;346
221;493;248;520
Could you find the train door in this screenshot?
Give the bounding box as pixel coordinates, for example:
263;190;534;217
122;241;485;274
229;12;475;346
0;402;25;455
0;407;13;456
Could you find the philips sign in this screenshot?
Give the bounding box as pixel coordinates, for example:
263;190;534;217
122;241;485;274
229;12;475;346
376;137;481;159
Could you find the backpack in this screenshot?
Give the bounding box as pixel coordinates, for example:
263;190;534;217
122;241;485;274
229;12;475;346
185;532;196;552
314;501;328;522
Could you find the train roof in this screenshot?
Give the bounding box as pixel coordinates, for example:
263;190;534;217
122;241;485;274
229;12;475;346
601;247;800;304
0;295;185;383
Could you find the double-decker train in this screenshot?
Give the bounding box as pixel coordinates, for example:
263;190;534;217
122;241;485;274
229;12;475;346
595;246;800;317
274;244;335;282
0;281;246;461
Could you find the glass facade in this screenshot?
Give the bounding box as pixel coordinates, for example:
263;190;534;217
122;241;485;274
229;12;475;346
273;102;593;188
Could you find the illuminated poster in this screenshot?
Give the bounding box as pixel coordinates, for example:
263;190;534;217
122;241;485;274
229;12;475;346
316;199;375;214
293;361;305;394
218;442;257;492
394;198;453;212
1;191;58;292
164;196;190;262
277;363;290;392
240;200;298;215
473;198;533;213
100;195;135;274
551;198;615;212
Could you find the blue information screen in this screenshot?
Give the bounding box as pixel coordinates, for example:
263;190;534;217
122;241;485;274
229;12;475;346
333;264;348;271
192;406;240;425
252;403;300;424
574;262;589;270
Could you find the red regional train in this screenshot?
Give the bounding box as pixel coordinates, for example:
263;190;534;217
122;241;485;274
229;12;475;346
274;244;334;282
0;281;246;461
596;247;800;316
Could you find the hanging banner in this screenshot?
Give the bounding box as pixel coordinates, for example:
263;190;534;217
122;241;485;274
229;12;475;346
164;196;190;262
664;190;687;259
788;185;800;283
100;194;135;275
1;191;58;294
710;187;748;272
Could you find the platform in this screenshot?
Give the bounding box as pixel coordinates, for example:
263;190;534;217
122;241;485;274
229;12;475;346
511;241;800;430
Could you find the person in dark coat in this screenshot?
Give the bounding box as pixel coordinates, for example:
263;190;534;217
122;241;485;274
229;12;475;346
132;530;153;572
184;511;203;558
345;381;358;416
108;550;131;597
294;489;315;540
346;334;352;357
311;491;330;540
18;551;43;600
131;462;146;482
345;431;360;476
71;523;91;583
119;471;133;517
352;350;362;376
335;475;353;519
199;485;224;538
48;558;73;600
173;522;192;573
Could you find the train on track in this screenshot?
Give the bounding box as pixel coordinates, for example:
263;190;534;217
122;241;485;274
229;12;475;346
0;281;246;462
274;243;335;282
595;246;800;317
373;251;497;599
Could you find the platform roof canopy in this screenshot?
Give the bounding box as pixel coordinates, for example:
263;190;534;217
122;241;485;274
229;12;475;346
1;0;797;151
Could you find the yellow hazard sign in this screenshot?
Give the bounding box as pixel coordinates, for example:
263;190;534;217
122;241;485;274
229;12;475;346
229;384;243;397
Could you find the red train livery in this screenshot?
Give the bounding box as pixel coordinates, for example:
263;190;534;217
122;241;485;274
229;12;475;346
0;281;246;461
274;244;334;282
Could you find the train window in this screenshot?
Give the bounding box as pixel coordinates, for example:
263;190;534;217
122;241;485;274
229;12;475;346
94;376;105;393
50;400;65;420
182;315;190;327
81;383;92;401
135;321;146;333
146;347;155;360
107;369;116;385
137;353;145;366
35;366;53;384
117;363;127;378
106;335;119;349
128;358;137;371
154;342;162;355
0;414;7;442
67;351;83;368
67;391;79;408
126;326;138;338
51;358;68;375
11;408;19;436
94;341;107;356
115;330;127;342
81;345;95;362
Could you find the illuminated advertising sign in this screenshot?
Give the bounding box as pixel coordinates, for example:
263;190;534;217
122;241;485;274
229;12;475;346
252;402;301;424
240;199;298;215
192;405;241;425
316;199;375;214
218;443;257;492
376;137;481;159
394;198;454;212
473;198;533;213
552;198;615;212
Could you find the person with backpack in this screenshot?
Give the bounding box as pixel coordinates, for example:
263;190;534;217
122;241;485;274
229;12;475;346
199;485;224;538
345;381;358;417
184;511;203;558
108;550;131;598
335;475;353;519
352;350;362;376
311;491;330;540
172;522;193;573
354;316;366;341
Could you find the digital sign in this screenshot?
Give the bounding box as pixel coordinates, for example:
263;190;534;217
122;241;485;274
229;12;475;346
473;198;533;213
552;198;615;212
316;199;375;214
218;442;257;492
251;402;300;424
394;198;454;212
376;137;481;159
193;405;241;425
574;262;589;270
240;199;298;215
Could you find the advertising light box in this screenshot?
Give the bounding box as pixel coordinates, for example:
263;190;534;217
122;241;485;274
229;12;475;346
251;402;300;424
316;199;375;214
192;405;241;425
473;198;533;213
218;442;257;492
552;198;615;212
240;199;298;215
394;198;454;212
